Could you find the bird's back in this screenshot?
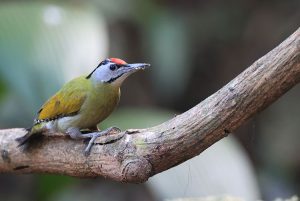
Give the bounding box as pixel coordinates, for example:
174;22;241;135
35;76;90;124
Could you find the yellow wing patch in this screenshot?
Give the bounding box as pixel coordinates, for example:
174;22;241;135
36;77;89;121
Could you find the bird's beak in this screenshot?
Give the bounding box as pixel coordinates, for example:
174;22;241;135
110;63;150;85
121;63;151;74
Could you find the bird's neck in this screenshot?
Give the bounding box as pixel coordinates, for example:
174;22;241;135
92;81;120;95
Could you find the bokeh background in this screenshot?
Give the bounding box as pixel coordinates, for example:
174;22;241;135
0;0;299;201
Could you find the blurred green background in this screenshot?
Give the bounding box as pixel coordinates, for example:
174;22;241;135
0;0;299;201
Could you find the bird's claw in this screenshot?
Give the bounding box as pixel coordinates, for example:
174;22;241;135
84;126;121;156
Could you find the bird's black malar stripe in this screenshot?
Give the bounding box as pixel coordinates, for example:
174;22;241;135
106;73;124;83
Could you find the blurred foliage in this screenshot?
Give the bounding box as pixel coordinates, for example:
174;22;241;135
101;107;172;129
0;2;107;127
37;175;77;201
0;0;299;200
0;79;7;101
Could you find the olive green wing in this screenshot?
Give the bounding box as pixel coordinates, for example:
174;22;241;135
36;77;90;122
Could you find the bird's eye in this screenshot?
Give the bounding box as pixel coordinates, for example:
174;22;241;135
110;65;117;71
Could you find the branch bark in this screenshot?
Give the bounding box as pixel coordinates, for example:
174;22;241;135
1;28;300;182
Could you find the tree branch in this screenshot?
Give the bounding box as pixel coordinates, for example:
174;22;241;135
1;28;300;182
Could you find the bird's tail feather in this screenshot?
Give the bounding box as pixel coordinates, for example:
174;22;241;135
15;127;33;147
16;125;43;149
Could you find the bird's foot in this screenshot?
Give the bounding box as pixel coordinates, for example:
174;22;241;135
66;127;121;156
83;127;121;156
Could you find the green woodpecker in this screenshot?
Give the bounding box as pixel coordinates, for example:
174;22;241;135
16;58;150;155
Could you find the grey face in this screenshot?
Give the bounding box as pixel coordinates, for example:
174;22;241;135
87;59;150;84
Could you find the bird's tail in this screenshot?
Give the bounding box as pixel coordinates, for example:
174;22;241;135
15;127;32;146
16;124;43;148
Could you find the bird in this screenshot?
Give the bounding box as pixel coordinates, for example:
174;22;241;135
16;58;150;156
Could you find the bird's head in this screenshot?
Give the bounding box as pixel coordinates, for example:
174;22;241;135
87;58;150;86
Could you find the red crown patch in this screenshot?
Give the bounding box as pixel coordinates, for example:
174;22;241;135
110;58;127;65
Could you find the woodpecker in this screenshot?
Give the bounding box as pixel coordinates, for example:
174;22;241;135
16;58;150;156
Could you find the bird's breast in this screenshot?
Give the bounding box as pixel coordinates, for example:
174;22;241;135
78;85;120;128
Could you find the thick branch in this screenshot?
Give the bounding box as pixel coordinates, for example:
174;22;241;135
1;28;300;182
